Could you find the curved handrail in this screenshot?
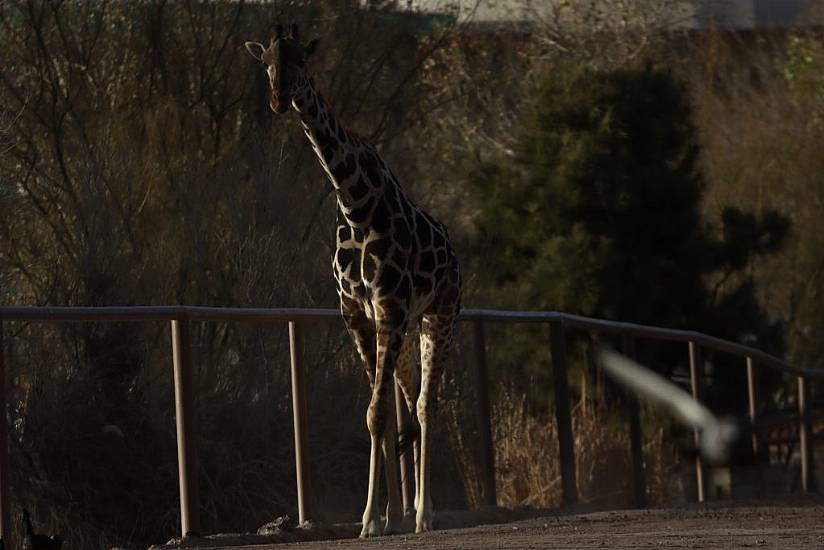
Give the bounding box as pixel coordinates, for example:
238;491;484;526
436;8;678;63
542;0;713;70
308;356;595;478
0;305;341;322
0;305;819;378
460;309;822;379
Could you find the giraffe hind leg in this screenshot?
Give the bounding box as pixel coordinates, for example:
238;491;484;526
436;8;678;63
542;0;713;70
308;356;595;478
393;327;422;518
381;402;404;534
416;308;458;533
394;328;421;458
396;415;420;457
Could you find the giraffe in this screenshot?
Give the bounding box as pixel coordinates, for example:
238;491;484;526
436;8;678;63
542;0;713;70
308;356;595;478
245;25;462;537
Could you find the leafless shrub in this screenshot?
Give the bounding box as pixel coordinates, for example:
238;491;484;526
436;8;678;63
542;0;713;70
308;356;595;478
523;0;699;66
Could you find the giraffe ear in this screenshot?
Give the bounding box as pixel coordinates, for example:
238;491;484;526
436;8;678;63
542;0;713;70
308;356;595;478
305;38;319;57
245;41;266;61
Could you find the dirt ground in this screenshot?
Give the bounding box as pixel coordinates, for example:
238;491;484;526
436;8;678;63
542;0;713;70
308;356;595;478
157;498;824;550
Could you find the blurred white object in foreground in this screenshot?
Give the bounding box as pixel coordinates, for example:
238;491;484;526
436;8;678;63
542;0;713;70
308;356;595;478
597;347;738;464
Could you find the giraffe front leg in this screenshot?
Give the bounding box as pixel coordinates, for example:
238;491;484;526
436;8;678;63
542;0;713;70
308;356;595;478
360;325;405;538
359;417;404;537
339;302;384;537
413;435;422;519
416;388;435;533
359;371;385;538
340;301;377;387
360;430;383;538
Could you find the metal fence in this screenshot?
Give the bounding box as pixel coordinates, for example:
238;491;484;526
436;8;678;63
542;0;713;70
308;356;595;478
0;305;821;542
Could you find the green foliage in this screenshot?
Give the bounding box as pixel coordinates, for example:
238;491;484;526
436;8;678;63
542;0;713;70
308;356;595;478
463;62;787;406
782;33;824;118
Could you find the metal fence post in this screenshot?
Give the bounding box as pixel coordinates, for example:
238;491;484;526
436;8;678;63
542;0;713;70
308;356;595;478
549;320;577;505
688;341;707;502
746;357;766;496
0;323;9;543
621;334;646;508
798;375;814;493
289;321;312;524
171;317;201;538
472;321;497;507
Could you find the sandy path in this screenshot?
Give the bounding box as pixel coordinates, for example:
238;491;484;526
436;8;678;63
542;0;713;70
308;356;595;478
156;500;824;550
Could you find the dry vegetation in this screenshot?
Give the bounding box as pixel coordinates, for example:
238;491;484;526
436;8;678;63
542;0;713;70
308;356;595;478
491;396;676;509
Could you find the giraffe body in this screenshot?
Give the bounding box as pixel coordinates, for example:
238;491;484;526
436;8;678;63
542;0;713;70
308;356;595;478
246;25;461;536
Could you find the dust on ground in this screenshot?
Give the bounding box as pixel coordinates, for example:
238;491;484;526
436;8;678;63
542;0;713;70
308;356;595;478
155;498;824;549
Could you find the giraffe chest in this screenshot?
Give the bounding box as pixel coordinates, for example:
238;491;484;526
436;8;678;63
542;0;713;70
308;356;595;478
332;204;452;321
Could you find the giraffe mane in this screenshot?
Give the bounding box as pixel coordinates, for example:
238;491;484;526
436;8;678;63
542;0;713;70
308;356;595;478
310;79;367;142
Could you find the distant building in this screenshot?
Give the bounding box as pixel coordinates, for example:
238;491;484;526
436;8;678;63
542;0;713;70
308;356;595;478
401;0;822;30
691;0;821;29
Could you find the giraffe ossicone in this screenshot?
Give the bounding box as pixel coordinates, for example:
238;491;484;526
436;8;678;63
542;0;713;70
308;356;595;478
246;24;461;537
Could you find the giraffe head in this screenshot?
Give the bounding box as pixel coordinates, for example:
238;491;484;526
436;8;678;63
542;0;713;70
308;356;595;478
245;24;318;114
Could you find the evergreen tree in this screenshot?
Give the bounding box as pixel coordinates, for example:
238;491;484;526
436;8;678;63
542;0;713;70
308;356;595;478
464;62;787;411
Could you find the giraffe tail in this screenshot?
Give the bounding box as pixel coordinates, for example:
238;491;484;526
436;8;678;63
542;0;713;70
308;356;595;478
396;414;420;458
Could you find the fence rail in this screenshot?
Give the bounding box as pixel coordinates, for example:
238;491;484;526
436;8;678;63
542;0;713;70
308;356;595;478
0;305;820;543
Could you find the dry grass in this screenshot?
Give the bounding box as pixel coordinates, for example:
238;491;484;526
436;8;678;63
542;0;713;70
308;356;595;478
491;389;678;509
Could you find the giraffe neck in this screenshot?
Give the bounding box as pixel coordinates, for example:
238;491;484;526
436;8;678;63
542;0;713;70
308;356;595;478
292;77;383;223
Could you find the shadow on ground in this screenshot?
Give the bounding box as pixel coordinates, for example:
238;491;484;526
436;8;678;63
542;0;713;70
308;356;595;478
149;506;562;548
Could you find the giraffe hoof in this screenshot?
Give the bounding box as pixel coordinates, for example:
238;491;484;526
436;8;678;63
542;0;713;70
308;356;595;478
360;518;383;538
415;513;434;533
384;517;403;535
